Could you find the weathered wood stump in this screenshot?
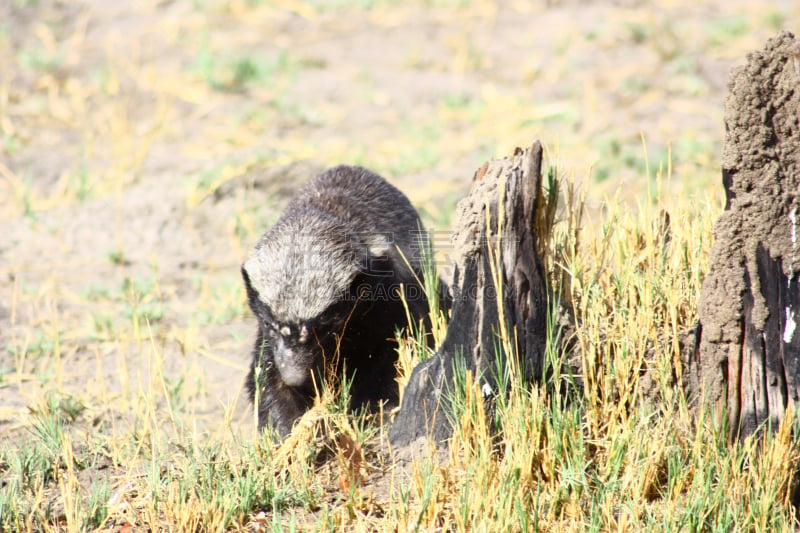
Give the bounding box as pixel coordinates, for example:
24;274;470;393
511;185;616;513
389;141;549;445
691;31;800;440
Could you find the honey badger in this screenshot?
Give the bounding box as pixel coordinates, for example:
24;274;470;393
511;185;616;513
242;165;439;437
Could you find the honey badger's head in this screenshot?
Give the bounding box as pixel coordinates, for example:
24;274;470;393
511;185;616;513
242;208;395;388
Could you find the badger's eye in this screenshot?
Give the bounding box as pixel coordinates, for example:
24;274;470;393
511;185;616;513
298;324;309;343
280;325;291;337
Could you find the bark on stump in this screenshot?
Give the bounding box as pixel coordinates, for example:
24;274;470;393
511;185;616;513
692;31;800;440
389;141;549;445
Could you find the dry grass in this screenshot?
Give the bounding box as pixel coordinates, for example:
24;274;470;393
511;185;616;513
3;0;800;531
5;142;798;531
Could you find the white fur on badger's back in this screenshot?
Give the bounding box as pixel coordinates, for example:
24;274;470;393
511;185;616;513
243;166;428;323
294;166;426;267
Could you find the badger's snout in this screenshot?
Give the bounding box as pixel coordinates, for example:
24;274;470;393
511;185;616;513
273;337;314;387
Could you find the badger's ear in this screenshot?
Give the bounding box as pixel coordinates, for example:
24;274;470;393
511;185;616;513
242;262;276;320
241;263;260;312
361;253;395;279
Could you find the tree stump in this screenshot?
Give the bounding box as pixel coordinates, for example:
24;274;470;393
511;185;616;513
389;141;549;445
692;31;800;440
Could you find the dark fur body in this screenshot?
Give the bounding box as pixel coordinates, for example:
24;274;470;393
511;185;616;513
242;166;439;437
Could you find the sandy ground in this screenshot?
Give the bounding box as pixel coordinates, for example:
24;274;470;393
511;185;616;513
1;0;799;440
